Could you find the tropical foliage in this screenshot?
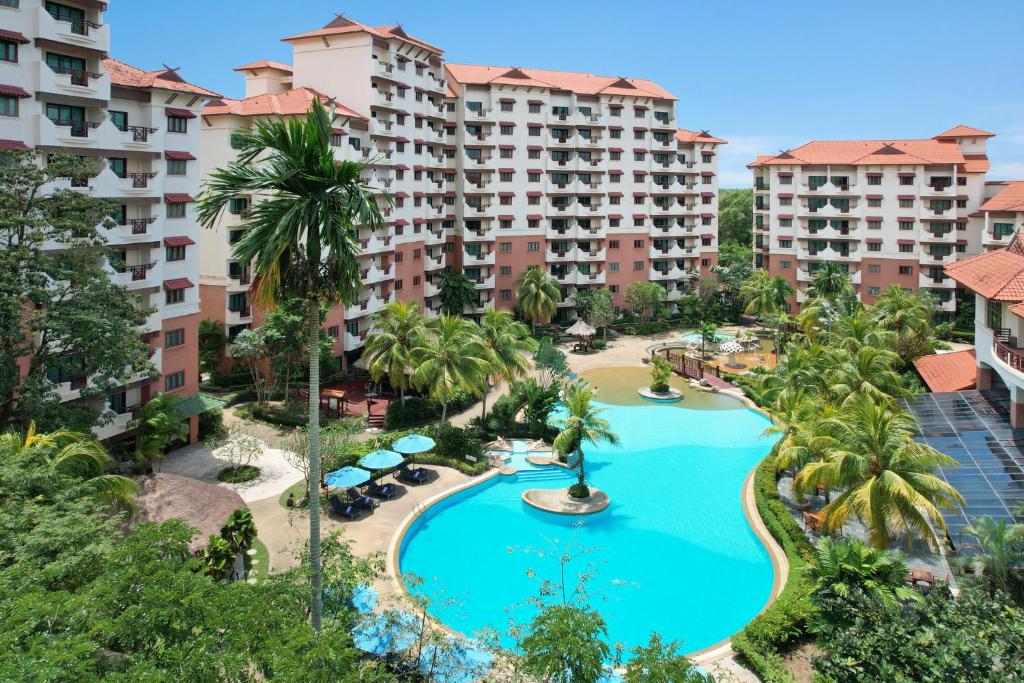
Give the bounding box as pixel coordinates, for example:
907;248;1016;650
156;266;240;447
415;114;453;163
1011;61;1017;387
364;300;424;399
625;281;667;330
478;308;537;419
516;265;561;330
409;315;490;423
437;268;478;316
553;381;620;495
133;392;188;471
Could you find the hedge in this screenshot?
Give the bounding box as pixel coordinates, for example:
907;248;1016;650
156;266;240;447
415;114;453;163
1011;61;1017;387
383;390;478;430
321;423;488;477
730;452;816;682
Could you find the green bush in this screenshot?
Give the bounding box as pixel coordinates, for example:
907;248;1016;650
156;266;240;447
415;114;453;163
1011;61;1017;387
198;408;225;441
384;397;440;429
650;382;670;394
591;339;607;350
431;422;484;461
240;402;308;427
222;388;257;407
568;482;590;498
210;369;254;388
321;425;488;477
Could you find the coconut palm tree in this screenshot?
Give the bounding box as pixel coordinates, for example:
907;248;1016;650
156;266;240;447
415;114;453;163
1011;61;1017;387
409;315;491;423
809;263;853;307
795;393;965;550
478;308;537;420
806;537;920;607
364;300;425;399
874;284;933;336
827;346;907;402
830;309;891;353
0;423;137;515
516;266;560;332
740;270;794;320
134;392;189;471
553;381;620;493
438;269;478;316
961;516;1024;599
196;99;386;630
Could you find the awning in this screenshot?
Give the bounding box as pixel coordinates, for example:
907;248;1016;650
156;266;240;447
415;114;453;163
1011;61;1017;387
163;236;195;247
497;214;514;220
173;393;227;420
0;29;29;44
164;193;194;203
163;278;194;290
701;233;714;239
165;107;196;119
865;237;883;244
0;139;29;150
0;84;31;98
164;150;196;161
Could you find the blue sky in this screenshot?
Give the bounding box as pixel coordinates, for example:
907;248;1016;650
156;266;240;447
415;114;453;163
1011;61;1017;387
108;0;1024;188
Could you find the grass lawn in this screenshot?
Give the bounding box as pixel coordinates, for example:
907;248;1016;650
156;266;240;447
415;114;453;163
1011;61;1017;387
277;480;308;509
245;538;270;583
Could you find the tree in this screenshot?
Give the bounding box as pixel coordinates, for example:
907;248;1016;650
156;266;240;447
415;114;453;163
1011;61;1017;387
717;188;753;246
712;241;754;321
806;537;920;609
0;422;137;516
519;604;610;683
649;353;673;393
133;392;188;471
437;269;477;316
961;516;1024;601
198;319;227;377
262;297;332;401
624;634;709;683
214;425;264;475
479;308;536;420
740;271;795;355
581;288;615;341
534;336;569;388
229;328;268;404
364;300;425;399
516;265;561;331
794;393;965;549
698;320;718;359
625;281;666;330
553;381;620;495
409;316;490;424
0;150;153;434
221;507;258;556
197;99;387;631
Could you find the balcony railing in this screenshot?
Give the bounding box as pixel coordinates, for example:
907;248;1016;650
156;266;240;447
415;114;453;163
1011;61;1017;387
51;65;102;87
116;125;158;142
128;263;155;281
49;11;103;36
993;337;1024;373
127;217;156;235
129;172;158;188
54;120;101;138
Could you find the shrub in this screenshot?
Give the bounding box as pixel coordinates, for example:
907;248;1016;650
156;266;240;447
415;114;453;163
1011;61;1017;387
650;382;670;394
384;397;440;429
210;368;254;388
568;482;590;498
591;339;607;350
217;464;260;483
198;408;226;441
431;422;484;461
223;387;257;407
242;402;308;427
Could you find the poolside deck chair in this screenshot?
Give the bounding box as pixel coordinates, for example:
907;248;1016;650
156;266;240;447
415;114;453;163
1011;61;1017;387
329;496;360;520
366;481;397;500
346;487;379;509
397;465;429;485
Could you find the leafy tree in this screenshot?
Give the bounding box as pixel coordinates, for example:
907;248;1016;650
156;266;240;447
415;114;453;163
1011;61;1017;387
198;318;227;376
649;354;673;393
229;328;268;404
409;315;490;423
221;507;258;556
519;378;561;438
712;241;754;321
961;516;1024;601
133;392;188;471
364;300;425;399
625;281;666;330
519;604;610;683
717;187;753;246
553;381;620;495
198;98;387;631
262;297;335;400
516;265;561;331
583;288;616;341
806;537;920;610
0;149;153;433
534;336;569;388
437;268;477;316
215;424;264;474
479;308;536;419
698;320;718;358
624;634;709;683
740;270;795;354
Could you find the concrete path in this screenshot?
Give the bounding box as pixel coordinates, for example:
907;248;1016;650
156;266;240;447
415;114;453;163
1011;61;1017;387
159;439;304;503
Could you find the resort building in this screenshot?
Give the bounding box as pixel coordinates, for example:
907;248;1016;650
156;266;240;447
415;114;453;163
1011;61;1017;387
975;180;1024;251
0;0;219;442
749;125;994;318
199;16;724;370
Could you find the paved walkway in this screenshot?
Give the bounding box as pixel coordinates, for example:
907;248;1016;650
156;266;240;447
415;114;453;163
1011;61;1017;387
159;438;304;503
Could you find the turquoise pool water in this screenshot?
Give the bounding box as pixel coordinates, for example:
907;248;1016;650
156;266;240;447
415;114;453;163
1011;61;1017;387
399;372;778;657
680;331;735;344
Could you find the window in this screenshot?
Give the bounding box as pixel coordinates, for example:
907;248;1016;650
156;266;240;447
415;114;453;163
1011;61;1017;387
167;158;186;176
326;325;339;338
500;101;513;112
527;149;541;160
633;261;643;270
349;137;361;150
899;175;915;185
610;129;622;139
867;242;881;252
499;171;512;182
500;289;512;300
107;111;127;132
46;51;85;76
107;157;126;178
779;218;793;227
779;260;791;270
166;244;185;261
609;240;620;249
166;203;186;219
528;102;541;113
228;197;249;215
994;223;1015;237
898;220;913;231
500;242;512;252
779;196;792;206
899;198;914;208
633;239;644;248
413;275;421;286
165;288;185;304
499;266;512;276
500;124;513;135
867;287;881;296
867;198;881;207
868;264;881;273
0;39;17;64
0;95;18;117
898;266;913;275
164;370;185;391
778;239;792;248
527;172;540;182
394;251;403;263
167;115;188;133
394;279;403;291
345;321;359;336
165;328;185;348
527;241;540;251
867;175;881;185
466;101;482;112
898;243;914;253
499;147;513;159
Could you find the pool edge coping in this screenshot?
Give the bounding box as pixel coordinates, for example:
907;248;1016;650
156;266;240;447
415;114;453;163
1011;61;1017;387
385;392;789;669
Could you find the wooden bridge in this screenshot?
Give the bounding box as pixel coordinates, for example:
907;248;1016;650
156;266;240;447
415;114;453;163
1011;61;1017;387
658;348;732;390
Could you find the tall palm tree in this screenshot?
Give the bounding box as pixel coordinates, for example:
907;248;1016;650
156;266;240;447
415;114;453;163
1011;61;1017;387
874;284;933;336
437;269;478;316
739;270;794;320
830;309;891;353
795;393;965;550
553;381;620;491
409;315;491;423
197;99;386;630
364;300;425;399
809;263;853;307
516;266;560;332
827;346;907;402
0;422;137;515
961;516;1024;599
806;537;920;608
478;308;537;420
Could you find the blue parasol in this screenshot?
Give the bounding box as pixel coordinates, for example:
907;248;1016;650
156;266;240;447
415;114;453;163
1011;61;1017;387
351;610;419;655
359;448;405;470
392;433;436;454
418;637;493;683
323;466;371;489
350;583;378;613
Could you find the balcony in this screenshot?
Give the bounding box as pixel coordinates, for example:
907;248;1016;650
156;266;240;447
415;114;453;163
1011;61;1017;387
919;273;955;290
37;5;110;54
344;331;368;352
226;305;253;325
361;264;394;284
359;235;393;255
983;229;1016;249
464;227;496;242
919;227;956;244
576;248;606;262
472;275;495;290
922;181;956;196
649;266;685;281
546;247;577;262
918;250;956;266
464;249;496;266
425;229;446;246
424;253;445;272
39;115;104;150
465;201;492;214
649;244;692;259
576;270;606;284
112;262;157;289
345;295;386;319
424;280;441;297
38;60;109;100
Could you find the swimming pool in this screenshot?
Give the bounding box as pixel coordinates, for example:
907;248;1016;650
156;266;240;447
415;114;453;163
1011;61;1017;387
398;367;778;657
680;331;735;345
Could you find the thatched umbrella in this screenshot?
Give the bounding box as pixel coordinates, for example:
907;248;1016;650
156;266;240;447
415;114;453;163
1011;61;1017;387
135;473;247;552
565;319;596;350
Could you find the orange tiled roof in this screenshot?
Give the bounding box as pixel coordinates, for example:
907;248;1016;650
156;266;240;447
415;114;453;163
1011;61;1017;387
978;181;1024;213
676;128;726;145
233;60;293;73
103;57;220;98
945;237;1024;300
749;138;967;168
1010;302;1024;318
203;87;365;119
282;16;442;54
913;349;977;393
934;124;995;139
444;63;675;100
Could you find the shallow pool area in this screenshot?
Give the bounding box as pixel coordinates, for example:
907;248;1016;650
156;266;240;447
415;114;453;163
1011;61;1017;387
398;367;778;657
680;331;736;345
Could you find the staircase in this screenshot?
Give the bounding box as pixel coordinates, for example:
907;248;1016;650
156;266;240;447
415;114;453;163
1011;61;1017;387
366;413;385;428
515;468;571;482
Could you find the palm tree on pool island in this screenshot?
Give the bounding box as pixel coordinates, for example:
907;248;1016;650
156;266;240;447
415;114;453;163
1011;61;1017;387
196;99;387;630
553;382;620;498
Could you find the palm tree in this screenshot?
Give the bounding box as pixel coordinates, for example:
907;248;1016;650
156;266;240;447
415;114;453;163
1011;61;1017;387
409;315;491;423
830;309;891;353
740;271;794;356
827;346;907;402
134;393;188;471
553;381;620;492
809;263;853;307
961;516;1024;599
438;269;478;316
874;284;933;336
197;99;386;630
806;537;920;607
516;266;560;332
698;320;717;359
0;423;137;515
794;393;965;550
479;308;537;420
364;300;425;399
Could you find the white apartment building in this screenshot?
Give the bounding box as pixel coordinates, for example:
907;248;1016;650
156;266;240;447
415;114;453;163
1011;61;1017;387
0;0;218;442
442;64;723;315
976;180;1024;251
749;125;994;319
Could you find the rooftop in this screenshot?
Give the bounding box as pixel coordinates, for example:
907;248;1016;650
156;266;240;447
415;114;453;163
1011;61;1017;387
103;57;221;98
233;59;293;73
444;63;675;100
203;87;364;119
933;124;996;139
913;350;977;393
978;180;1024;213
676;128;727;145
944;235;1024;301
282;15;442;54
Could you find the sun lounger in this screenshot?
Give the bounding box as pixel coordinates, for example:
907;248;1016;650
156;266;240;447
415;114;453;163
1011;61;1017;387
397;465;429;485
346;487;379;509
366;482;397;500
329;496;360;520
